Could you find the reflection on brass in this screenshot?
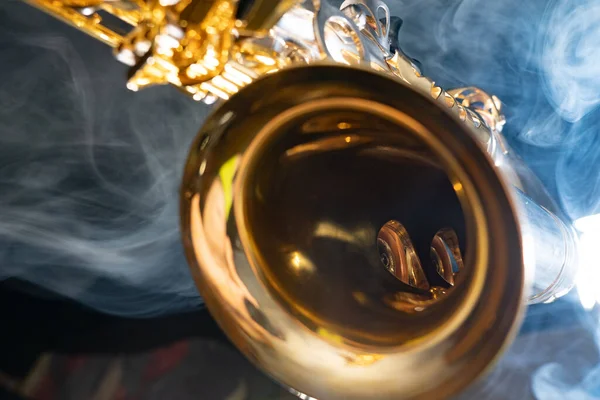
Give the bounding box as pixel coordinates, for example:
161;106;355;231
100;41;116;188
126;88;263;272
23;1;581;399
377;222;464;309
377;220;429;290
342;352;385;367
283;134;372;161
301;113;365;134
431;228;464;286
447;87;506;133
287;250;316;276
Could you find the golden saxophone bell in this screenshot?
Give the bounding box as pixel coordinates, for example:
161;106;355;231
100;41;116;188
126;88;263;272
21;0;580;398
179;64;526;399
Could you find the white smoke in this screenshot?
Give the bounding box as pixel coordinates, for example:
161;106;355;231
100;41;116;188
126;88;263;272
0;0;207;316
391;0;600;398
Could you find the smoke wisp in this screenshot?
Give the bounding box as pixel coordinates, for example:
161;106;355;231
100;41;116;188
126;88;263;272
0;1;208;317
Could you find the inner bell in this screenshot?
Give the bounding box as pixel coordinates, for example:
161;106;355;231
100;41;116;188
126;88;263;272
241;105;468;345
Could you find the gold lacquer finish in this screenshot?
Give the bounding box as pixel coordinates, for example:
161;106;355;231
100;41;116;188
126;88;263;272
21;0;581;398
23;0;294;100
125;0;238;90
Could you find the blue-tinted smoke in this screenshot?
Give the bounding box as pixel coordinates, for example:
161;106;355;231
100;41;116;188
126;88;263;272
392;0;600;398
1;0;600;396
0;1;206;316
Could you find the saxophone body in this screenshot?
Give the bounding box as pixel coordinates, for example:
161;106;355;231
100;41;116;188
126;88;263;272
20;0;581;398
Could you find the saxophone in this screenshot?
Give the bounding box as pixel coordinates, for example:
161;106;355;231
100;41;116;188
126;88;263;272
21;0;580;398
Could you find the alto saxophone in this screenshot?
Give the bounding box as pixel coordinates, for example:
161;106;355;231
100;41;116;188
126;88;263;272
21;0;580;398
